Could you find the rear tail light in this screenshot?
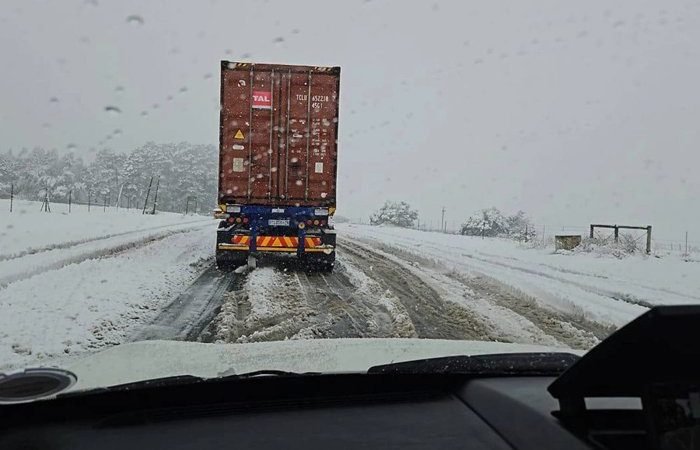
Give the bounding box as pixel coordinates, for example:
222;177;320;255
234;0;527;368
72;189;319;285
320;220;326;226
227;217;235;223
313;220;320;226
242;217;249;224
306;219;313;226
235;217;242;223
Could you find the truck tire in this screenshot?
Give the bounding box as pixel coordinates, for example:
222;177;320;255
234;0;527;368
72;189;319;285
305;253;335;273
216;251;247;272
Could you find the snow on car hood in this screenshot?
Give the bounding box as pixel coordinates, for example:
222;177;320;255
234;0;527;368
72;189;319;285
61;338;579;393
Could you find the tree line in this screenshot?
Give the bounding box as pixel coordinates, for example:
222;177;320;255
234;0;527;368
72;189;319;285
0;142;218;213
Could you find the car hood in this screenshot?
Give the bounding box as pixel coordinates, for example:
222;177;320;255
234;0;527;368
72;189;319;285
59;339;580;393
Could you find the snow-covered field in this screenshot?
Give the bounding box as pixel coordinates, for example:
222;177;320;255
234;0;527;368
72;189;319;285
337;224;700;327
0;200;214;369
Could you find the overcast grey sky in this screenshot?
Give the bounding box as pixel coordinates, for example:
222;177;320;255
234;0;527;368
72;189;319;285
2;0;699;238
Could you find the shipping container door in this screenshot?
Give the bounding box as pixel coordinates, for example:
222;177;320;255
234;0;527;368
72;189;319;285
306;72;339;202
220;65;249;201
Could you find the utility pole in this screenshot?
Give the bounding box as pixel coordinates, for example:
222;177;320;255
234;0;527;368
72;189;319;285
9;183;13;212
185;197;190;215
193;197;198;215
685;231;689;254
151;176;160;215
441;206;446;233
88;191;91;212
142;176;154;214
68;190;72;213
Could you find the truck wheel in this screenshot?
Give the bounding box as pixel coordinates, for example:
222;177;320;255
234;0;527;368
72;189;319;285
306;253;335;273
216;251;247;272
321;253;336;273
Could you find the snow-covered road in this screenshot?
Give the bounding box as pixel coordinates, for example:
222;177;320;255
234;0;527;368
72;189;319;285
6;216;693;371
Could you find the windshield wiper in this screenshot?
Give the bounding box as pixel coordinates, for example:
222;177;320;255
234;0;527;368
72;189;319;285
368;353;579;376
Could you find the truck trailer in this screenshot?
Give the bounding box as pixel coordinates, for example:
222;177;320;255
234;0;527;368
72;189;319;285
216;61;340;272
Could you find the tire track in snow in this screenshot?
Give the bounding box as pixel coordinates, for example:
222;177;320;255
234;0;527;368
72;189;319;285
337;241;493;341
364;234;696;308
132;264;245;342
0;218;211;262
350;237;615;349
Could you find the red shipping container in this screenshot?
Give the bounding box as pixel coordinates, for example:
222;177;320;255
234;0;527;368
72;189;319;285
219;61;340;208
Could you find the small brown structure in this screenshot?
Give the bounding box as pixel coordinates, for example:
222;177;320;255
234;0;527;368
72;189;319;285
555;235;582;251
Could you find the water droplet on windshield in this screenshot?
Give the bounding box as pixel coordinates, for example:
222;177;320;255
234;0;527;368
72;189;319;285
291;29;300;34
104;105;121;115
49;97;59;103
273;36;284;44
179;86;188;93
203;73;213;79
126;15;144;26
79;36;90;44
152;103;159;109
113;129;122;136
115;85;124;92
166;95;173;101
66;143;77;150
295;180;303;186
224;49;233;55
140;110;148;116
241;53;252;59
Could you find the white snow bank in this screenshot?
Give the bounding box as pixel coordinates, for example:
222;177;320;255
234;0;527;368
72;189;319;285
0;226;215;370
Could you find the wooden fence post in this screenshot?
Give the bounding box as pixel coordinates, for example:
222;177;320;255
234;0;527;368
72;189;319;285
646;226;652;254
142;176;154;214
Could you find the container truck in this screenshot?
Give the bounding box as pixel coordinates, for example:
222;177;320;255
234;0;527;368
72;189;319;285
216;61;340;271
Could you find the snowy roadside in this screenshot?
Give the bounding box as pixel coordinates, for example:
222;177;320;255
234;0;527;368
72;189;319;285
336;224;699;327
0;219;211;288
0;199;209;259
0;225;215;370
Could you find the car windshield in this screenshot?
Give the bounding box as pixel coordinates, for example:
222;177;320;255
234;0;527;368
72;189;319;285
1;0;698;390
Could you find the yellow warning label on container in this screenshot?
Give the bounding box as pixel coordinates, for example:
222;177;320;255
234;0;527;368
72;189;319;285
234;129;245;140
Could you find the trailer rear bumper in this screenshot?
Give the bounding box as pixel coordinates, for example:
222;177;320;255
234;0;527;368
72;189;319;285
217;243;335;254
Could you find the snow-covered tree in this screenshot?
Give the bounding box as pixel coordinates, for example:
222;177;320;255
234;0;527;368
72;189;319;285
461;207;507;237
505;210;537;240
370;201;418;227
461;208;538;240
